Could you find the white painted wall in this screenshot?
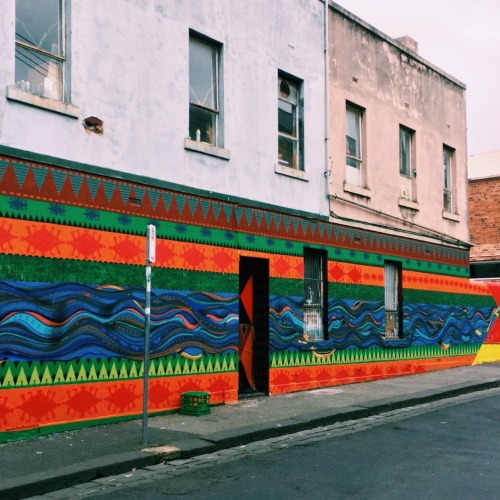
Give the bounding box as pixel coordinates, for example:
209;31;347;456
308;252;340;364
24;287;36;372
0;0;329;216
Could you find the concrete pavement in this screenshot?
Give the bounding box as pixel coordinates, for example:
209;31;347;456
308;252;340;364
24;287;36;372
2;362;500;499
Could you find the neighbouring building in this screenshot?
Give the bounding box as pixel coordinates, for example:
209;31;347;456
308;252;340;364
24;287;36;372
469;150;500;279
0;0;498;441
468;150;500;363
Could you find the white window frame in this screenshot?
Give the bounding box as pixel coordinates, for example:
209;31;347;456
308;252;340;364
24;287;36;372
189;34;220;148
278;75;303;171
443;146;455;213
14;0;66;102
399;126;413;178
346;104;363;187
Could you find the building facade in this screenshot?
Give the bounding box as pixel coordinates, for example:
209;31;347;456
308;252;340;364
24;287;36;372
469;151;500;279
0;0;498;440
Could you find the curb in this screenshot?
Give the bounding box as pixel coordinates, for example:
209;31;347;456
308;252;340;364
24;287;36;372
2;379;499;499
1;451;155;499
172;379;500;455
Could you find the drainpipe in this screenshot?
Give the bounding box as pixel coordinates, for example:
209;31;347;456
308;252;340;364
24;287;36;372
323;0;331;203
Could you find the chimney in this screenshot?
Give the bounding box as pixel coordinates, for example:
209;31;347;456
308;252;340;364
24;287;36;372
396;36;418;53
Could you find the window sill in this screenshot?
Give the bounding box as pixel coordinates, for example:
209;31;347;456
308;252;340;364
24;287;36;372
274;163;309;181
6;85;79;118
184;138;230;160
442;210;460;222
398;198;419;210
343;183;371;198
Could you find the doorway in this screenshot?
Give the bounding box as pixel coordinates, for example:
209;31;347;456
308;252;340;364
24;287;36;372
238;256;269;395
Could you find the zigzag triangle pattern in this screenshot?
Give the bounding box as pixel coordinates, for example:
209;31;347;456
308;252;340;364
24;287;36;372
0;155;469;268
0;353;239;388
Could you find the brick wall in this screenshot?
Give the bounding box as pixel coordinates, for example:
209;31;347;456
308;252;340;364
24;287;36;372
469;177;500;262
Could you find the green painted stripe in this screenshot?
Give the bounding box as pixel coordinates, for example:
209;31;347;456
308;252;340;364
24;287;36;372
0;254;237;290
404;288;496;307
0;414;149;444
270;343;479;368
270;277;304;296
327;283;495;307
0;254;482;306
329;282;384;302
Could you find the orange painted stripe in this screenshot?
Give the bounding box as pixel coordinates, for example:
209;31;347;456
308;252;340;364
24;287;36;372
269;355;476;395
403;270;490;295
0;218;488;296
0;374;238;433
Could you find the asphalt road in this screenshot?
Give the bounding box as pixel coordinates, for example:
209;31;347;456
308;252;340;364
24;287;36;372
34;389;500;499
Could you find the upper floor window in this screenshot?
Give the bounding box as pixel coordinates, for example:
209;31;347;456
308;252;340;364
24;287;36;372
443;146;455;213
15;0;65;101
346;104;364;186
278;74;303;171
189;34;220;147
399;126;413;177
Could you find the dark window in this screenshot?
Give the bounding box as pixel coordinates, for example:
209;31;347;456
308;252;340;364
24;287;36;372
384;260;403;339
304;248;327;341
278;74;303;170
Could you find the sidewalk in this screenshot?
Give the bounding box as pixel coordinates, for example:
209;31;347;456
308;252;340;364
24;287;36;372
2;362;500;499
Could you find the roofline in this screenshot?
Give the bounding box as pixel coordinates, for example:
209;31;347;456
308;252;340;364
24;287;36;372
328;1;466;90
469;175;500;181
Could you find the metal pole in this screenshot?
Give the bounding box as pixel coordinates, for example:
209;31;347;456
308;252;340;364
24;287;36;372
142;224;155;445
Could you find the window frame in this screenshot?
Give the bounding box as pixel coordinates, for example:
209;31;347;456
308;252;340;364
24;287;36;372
384;260;403;339
188;33;221;148
345;103;364;187
303;248;327;342
14;0;66;102
399;126;413;178
443;145;455;213
277;72;304;171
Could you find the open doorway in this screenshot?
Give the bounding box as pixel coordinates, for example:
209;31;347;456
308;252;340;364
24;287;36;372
238;256;269;395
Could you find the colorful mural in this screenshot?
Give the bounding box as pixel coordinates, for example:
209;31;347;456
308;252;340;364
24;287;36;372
0;151;498;441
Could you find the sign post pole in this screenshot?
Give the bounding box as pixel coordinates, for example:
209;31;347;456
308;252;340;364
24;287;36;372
142;224;156;446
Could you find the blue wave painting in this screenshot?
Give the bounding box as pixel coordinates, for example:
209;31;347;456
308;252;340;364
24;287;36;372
269;296;494;351
0;281;494;363
0;281;238;362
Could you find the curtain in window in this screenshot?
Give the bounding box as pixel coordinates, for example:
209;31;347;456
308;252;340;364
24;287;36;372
304;249;324;341
384;261;400;338
400;128;411;177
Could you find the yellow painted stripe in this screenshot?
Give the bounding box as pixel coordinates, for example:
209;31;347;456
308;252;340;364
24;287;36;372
473;344;500;364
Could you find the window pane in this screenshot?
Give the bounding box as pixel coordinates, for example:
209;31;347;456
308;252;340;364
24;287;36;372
304;249;325;342
443;191;452;212
384;262;398;311
278;136;298;168
443;150;451;190
384;261;401;338
15;44;62;99
346;108;361;158
189;38;217;111
400;128;411;176
278;99;296;137
16;0;61;55
189;105;217;145
279;78;297;104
